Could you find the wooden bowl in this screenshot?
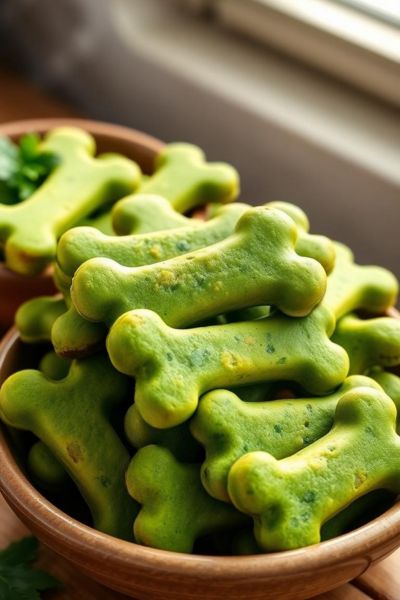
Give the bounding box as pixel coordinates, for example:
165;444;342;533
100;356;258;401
1;329;400;600
0;118;164;334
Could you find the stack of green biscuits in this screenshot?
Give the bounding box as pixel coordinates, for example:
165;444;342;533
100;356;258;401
1;126;400;555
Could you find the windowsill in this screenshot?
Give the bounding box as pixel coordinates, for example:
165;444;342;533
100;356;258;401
113;0;400;187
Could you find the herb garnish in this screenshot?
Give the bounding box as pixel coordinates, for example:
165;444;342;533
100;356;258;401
0;134;59;204
0;536;60;599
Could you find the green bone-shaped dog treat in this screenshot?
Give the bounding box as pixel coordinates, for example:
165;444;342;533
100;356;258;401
0;354;136;539
28;440;70;491
72;207;327;327
58;202;248;278
126;445;247;552
266;201;335;274
112;194;201;235
124;404;201;462
228;387;400;551
107;305;349;428
324;242;398;319
369;368;400;416
51;305;107;358
39;351;70;380
0;128;141;274
332;313;400;374
29;352;71;491
16;295;67;343
136;143;239;214
61;199;334;284
191;376;380;501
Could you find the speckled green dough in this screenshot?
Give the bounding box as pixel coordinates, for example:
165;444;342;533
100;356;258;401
126;445;247;553
72;207;327;328
39;351;70;380
106;305;349;428
30;352;71;491
191;376;380;501
228;387;400;551
323;242;398;318
0;354;136;539
136;143;239;214
28;440;70;491
112;194;202;235
58;202;249;278
124;404;201;462
266;201;336;274
0;128;141;274
54;203;249;357
16;295;67;343
51;305;107;358
332;313;400;374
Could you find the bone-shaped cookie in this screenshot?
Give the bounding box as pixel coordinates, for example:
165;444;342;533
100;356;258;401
126;445;247;552
228;387;400;551
16;295;67;343
332;313;400;374
28;440;70;492
0;353;136;539
58;202;248;278
324;242;398;319
39;351;70;380
0;127;141;274
369;368;400;420
72;207;327;328
28;352;71;492
51;305;107;358
136;143;239;214
266;201;335;274
124;404;201;462
191;376;380;501
112;194;201;235
107;305;349;428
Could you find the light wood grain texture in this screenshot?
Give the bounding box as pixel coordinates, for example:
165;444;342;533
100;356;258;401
355;548;400;600
0;493;373;600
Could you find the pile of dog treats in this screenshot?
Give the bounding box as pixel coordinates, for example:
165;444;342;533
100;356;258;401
1;126;400;554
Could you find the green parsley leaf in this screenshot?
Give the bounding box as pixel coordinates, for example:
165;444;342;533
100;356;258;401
0;133;59;204
0;537;60;600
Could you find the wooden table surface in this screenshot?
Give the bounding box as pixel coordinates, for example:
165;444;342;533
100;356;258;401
1;68;400;600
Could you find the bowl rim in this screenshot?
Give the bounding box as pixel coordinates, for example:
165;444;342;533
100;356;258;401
0;117;164;153
1;327;400;580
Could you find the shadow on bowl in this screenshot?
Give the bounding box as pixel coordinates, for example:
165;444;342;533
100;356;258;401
0;118;164;334
1;328;400;600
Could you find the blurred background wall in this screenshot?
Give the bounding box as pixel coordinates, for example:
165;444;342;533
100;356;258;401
0;0;399;274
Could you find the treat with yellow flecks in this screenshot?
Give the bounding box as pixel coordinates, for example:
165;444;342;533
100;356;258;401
324;242;398;318
112;193;203;236
58;201;249;278
136;143;239;214
266;201;336;274
0;353;136;540
0;127;141;274
106;305;349;428
72;207;328;329
228;387;400;551
16;295;67;343
124;404;201;462
191;376;380;501
126;445;248;553
332;313;400;374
